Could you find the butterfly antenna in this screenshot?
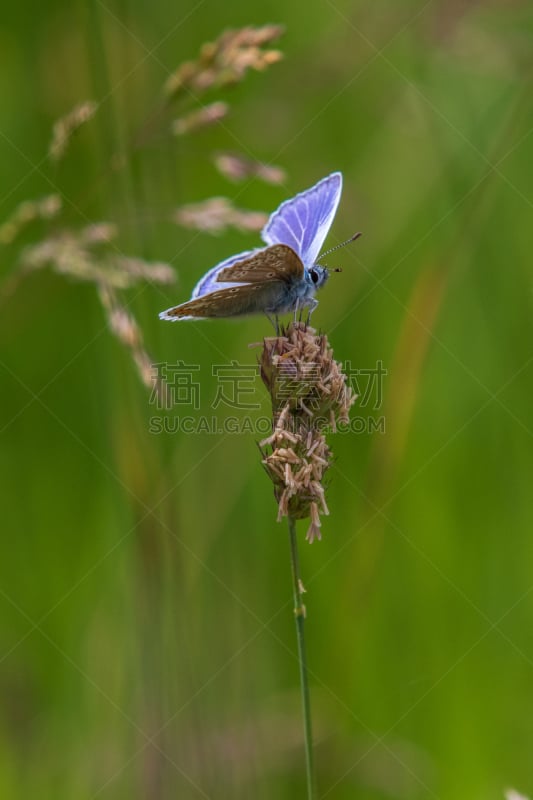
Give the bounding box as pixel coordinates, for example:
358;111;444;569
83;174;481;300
320;231;362;259
316;232;362;273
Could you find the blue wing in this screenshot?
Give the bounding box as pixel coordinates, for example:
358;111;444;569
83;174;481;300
192;172;341;296
191;248;261;298
261;172;342;268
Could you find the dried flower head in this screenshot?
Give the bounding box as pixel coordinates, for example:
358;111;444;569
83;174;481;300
98;284;171;404
172;102;229;136
0;195;62;245
259;322;356;542
173;197;267;235
213;152;286;185
14;224;175;401
164;25;284;100
49;101;98;162
20;225;175;288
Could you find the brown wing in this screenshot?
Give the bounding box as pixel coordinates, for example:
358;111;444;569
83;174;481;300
216;244;304;284
160;281;286;319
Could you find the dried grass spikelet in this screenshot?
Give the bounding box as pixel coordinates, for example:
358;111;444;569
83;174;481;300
49;101;98;162
20;225;175;288
0;195;61;245
15;224;175;402
172;101;229;136
213;152;286;185
98;284;171;406
164;25;284;100
172;197;267;235
259;322;356;542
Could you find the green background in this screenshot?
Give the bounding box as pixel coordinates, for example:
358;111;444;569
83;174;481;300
1;1;532;798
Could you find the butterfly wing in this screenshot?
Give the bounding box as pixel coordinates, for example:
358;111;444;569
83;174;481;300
215;244;304;284
159;281;288;321
261;172;342;268
191;248;260;298
161;245;302;321
160;173;342;323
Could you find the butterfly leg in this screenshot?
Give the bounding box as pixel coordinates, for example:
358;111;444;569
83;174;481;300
305;298;319;325
293;299;300;324
265;312;279;333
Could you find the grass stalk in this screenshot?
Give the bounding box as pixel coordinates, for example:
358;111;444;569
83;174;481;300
287;514;316;799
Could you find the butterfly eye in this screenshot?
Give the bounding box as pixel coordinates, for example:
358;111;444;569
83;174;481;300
310;268;319;284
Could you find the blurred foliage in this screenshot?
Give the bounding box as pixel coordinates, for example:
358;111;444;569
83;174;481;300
1;1;533;798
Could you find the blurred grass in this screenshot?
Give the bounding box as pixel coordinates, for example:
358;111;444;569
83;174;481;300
1;0;533;798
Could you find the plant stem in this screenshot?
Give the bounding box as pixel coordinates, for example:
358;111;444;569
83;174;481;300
287;515;316;799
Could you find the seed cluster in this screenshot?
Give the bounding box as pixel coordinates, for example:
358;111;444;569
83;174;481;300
259;323;356;542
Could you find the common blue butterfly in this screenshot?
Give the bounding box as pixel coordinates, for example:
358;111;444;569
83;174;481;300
159;172;356;324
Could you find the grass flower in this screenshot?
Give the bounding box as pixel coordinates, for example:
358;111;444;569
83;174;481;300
259;321;356;542
164;25;284;100
0;195;61;245
257;320;356;799
173;197;267;235
172;101;229;135
15;224;175;400
213;152;286;184
49;100;98;162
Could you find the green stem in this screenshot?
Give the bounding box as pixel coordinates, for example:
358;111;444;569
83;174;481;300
287;515;316;799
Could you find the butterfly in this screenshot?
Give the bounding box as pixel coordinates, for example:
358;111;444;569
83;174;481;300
159;172;357;326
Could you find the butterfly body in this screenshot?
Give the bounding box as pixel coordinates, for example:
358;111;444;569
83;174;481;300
160;172;343;322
